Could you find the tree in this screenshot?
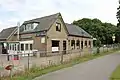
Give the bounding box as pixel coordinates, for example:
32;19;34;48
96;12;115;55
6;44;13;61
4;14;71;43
116;0;120;43
117;0;120;23
73;18;117;45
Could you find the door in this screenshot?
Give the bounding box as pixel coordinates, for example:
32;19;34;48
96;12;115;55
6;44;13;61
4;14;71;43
63;41;66;54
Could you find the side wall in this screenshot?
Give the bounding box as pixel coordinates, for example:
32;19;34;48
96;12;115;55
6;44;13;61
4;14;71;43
46;17;68;52
8;33;47;51
68;36;93;54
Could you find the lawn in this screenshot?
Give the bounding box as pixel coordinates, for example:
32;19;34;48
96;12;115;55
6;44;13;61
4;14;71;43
110;65;120;80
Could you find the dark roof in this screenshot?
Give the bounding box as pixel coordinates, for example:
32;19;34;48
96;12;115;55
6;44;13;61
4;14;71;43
20;13;92;38
0;27;17;40
0;13;91;39
20;13;60;33
65;23;92;38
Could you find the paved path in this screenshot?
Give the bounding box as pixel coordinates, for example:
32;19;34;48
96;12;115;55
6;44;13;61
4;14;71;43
33;51;120;80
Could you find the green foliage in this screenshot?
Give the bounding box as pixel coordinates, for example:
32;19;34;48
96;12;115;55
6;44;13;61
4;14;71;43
95;39;101;47
116;1;120;43
117;1;120;23
73;18;117;44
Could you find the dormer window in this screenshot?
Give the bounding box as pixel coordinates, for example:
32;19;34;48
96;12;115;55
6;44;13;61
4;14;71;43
26;24;32;30
56;22;61;32
33;23;38;28
23;23;38;31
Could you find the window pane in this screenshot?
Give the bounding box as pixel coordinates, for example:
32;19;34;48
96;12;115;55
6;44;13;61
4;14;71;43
52;41;59;47
30;44;32;50
76;40;80;46
12;44;14;50
56;23;61;31
17;44;20;51
31;24;33;29
71;40;75;46
23;25;26;31
85;41;87;47
9;44;11;50
26;24;32;30
33;23;38;28
21;44;23;51
89;41;91;47
25;44;28;50
15;44;16;51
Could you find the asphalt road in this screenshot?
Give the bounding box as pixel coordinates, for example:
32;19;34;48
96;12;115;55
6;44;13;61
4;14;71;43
33;51;120;80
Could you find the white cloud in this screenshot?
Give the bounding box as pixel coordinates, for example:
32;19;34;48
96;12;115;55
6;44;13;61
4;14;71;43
0;0;118;31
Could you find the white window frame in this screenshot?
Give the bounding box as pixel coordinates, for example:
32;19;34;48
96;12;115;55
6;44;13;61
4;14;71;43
24;23;38;31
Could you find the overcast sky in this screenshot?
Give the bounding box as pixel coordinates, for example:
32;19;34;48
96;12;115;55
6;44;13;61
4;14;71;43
0;0;119;31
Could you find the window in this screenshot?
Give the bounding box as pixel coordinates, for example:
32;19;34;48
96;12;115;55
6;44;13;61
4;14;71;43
12;44;14;50
33;23;38;28
52;41;59;47
71;40;75;49
85;41;87;47
25;44;29;50
71;40;75;46
26;24;32;30
15;44;16;51
30;44;32;50
81;41;83;49
76;40;80;46
21;44;24;51
41;37;45;43
9;44;11;50
17;44;20;51
24;23;38;31
23;25;26;31
89;41;91;47
56;23;61;31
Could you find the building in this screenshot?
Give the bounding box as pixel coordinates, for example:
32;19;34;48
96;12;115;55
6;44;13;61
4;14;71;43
0;13;93;55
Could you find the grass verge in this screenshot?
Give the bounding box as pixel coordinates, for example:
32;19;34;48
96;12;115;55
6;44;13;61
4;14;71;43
2;49;120;80
110;65;120;80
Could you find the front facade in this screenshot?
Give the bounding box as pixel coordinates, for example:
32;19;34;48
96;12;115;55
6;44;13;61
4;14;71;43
0;13;93;55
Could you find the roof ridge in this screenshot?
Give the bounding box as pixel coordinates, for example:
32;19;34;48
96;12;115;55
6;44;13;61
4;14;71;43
24;12;60;22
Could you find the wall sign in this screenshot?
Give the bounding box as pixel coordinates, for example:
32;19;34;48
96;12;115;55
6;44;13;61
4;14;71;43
5;65;14;70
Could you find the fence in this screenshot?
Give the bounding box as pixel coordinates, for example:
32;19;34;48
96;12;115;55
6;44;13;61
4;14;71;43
0;44;120;77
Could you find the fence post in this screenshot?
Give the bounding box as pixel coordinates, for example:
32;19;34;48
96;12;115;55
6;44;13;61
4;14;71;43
60;51;63;64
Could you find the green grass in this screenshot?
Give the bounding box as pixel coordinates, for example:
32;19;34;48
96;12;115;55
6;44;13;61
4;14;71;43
110;65;120;80
1;49;120;80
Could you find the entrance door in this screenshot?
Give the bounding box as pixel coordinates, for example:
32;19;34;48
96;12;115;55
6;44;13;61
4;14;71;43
63;41;66;54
